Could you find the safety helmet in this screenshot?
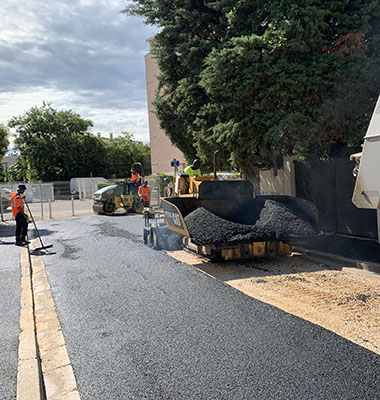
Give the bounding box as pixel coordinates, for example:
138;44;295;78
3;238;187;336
18;184;27;191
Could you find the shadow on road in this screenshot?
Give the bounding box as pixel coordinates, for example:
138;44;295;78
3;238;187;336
0;222;16;240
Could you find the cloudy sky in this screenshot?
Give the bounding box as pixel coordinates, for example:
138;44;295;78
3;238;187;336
0;0;159;145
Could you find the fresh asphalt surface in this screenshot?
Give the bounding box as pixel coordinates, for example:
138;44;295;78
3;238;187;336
0;222;20;400
3;214;380;399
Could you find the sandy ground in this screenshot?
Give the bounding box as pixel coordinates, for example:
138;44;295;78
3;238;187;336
167;250;380;355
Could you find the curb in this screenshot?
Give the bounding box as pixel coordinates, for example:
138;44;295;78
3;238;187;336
17;241;81;400
295;246;380;275
17;247;44;400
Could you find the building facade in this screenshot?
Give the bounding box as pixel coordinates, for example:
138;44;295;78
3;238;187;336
145;37;186;175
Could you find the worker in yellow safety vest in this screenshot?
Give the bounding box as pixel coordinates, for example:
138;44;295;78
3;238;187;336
11;184;30;246
184;159;201;176
138;181;151;207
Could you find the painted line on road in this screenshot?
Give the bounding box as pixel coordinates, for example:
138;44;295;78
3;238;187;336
17;241;81;400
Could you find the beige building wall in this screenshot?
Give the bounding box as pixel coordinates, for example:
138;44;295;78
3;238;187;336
145;38;186;175
259;155;297;196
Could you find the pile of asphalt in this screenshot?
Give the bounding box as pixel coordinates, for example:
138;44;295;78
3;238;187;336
184;200;318;244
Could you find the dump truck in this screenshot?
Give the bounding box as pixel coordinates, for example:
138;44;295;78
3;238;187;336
351;95;380;210
144;173;319;261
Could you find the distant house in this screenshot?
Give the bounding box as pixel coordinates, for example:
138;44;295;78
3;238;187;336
96;132;143;146
2;151;19;173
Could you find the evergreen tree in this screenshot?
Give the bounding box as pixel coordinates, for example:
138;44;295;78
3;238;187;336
124;0;380;172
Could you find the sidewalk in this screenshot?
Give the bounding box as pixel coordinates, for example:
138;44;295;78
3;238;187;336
1;199;95;222
294;233;380;273
28;199;94;220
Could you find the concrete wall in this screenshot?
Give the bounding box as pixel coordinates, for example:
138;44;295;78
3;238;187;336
145;38;186;175
259;155;297;196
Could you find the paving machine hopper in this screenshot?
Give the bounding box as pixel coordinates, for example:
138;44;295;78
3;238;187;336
144;176;318;261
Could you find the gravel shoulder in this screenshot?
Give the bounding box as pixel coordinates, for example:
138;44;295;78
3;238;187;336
167;250;380;354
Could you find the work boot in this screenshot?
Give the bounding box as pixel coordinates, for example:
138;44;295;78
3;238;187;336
15;239;25;246
21;239;31;245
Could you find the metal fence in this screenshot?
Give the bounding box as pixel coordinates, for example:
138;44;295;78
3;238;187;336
0;176;163;222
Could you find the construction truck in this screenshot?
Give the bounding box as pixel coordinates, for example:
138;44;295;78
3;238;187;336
351;95;380;210
144;166;319;261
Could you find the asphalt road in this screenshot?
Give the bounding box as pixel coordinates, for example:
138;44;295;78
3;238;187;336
3;214;380;399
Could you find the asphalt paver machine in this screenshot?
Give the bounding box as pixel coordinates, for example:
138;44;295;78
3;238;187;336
144;174;318;261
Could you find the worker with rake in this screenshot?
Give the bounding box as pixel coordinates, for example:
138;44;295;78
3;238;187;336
11;184;30;246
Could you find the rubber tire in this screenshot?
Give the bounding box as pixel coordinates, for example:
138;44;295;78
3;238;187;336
103;202;115;216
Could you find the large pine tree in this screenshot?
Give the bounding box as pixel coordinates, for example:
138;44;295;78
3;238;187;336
124;0;380;172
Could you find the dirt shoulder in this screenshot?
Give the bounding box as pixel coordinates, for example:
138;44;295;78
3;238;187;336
167;250;380;355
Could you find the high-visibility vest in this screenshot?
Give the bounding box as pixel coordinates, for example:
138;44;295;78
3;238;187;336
11;192;25;218
131;172;139;184
184;166;201;176
138;186;151;202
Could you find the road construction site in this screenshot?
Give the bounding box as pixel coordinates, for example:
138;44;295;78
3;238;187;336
2;212;380;399
168;249;380;355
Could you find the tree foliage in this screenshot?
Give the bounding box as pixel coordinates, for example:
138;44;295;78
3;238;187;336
9;103;151;181
124;0;380;171
0;124;9;180
104;132;151;178
9;103;106;181
0;124;9;159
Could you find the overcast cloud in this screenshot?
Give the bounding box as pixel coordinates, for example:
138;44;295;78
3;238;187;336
0;0;158;144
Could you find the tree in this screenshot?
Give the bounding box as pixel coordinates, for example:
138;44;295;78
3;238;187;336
9;103;107;181
123;0;233;164
124;0;380;172
0;124;9;181
104;132;151;178
198;1;380;167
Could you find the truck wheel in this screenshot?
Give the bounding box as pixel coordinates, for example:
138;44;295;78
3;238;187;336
92;201;105;215
103;202;115;216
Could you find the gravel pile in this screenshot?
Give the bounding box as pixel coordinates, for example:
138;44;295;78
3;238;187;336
184;199;318;244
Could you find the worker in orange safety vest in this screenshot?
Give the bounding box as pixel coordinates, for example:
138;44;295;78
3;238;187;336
138;181;151;207
11;184;30;246
130;168;140;186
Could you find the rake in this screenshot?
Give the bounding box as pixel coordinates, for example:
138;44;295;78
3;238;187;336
24;200;53;251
